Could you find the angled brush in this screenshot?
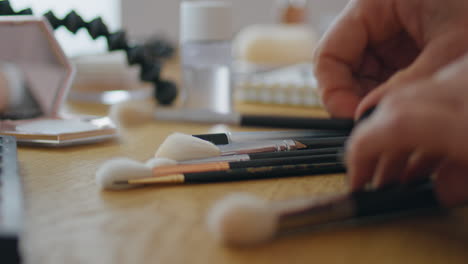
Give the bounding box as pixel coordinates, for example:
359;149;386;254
155;132;347;161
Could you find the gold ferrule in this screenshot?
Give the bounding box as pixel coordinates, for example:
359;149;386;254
153;162;229;176
293;140;308;149
128;174;185;185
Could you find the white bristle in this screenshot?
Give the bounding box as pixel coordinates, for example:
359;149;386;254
96;158;153;190
145;157;177;168
207;193;277;246
108;101;155;128
155;132;221;161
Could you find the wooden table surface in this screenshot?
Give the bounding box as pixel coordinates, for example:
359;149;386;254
18;69;468;263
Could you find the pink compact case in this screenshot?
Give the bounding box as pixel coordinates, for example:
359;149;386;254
0;16;117;146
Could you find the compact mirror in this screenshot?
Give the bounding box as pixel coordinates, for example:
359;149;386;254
0;16;117;146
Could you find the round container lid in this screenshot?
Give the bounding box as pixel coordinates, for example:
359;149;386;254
180;1;232;42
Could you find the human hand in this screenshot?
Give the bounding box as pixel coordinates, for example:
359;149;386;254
314;0;468;118
345;55;468;207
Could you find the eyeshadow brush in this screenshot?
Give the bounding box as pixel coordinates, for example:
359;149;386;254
178;147;343;164
193;130;349;145
155;132;347;161
115;162;346;187
156;109;354;130
217;137;346;155
110;103;355;130
97;159;344;190
207;179;441;245
151;154;341;176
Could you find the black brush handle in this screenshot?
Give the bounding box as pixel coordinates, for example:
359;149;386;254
238;107;376;131
353;180;439;217
185;163;346;183
229;154;340;169
193;133;230;145
296;137;347;148
249;147;343;160
193;131;350;145
240;115;354;130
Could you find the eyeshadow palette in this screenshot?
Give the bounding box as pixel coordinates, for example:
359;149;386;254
0;135;22;263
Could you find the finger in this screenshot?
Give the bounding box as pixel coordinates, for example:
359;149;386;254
355;29;468;118
345;119;382;191
434;161;468;208
314;0;401;118
372;151;411;189
401;152;443;184
347;96;458;190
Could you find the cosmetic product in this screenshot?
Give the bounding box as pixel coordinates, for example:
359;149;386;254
149;154;340;177
154;132;346;161
0;17;117;146
193;130;349;145
180;1;233;113
207;180;439;245
115;162;346;188
235;63;320;107
178;147;342;164
233;24;317;67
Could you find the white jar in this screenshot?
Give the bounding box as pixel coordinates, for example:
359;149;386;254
180;1;233;114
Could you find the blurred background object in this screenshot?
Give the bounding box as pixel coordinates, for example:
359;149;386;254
276;0;308;24
4;0;177;105
11;0;121;57
5;0;349;108
121;0;348;41
179;1;233;114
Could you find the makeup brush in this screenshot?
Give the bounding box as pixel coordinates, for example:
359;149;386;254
155;132;346;161
96;157;177;190
146;148;343;166
207;180;440;246
193;130;349;145
114;162;346;187
149;154;341;176
178;147;343;164
110;103;354;130
97;158;344;190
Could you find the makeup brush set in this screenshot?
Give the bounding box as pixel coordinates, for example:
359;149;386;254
98;107;377;190
96;107;447;246
96;130;350;190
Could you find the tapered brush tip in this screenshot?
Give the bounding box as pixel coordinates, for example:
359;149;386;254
109;100;155;128
155;132;221;161
96;158;153;190
207;193;277;246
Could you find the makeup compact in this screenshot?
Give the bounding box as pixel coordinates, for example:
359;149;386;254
0;16;117;146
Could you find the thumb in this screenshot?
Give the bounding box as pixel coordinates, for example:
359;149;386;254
355;29;468;118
